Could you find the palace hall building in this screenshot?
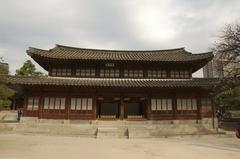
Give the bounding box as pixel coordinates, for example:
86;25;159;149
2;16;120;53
6;44;216;121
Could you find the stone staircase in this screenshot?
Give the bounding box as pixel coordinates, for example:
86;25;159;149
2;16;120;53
128;126;151;138
95;120;128;138
96;127;128;138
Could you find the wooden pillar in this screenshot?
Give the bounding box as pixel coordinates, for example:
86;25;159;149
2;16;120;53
196;95;202;120
92;95;97;120
146;95;152;120
119;96;124;120
38;94;44;119
211;94;216;129
65;95;71;120
23;94;28;116
146;96;151;120
172;93;177;120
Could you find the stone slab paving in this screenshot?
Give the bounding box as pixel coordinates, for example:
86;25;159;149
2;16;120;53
0;134;239;159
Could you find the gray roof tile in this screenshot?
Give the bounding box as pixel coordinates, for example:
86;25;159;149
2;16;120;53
4;75;216;89
27;44;213;62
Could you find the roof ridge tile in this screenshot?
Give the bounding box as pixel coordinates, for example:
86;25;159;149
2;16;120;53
55;44;186;53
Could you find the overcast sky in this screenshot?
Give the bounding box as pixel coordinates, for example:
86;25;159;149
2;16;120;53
0;0;239;76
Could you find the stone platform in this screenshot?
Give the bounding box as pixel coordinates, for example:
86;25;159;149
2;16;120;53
0;117;219;138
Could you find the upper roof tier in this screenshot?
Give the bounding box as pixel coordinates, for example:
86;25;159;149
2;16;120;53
27;44;213;71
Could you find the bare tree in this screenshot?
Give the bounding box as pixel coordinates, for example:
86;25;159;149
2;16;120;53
212;23;240;77
213;23;240;60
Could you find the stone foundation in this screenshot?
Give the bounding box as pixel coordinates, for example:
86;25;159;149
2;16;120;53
0;117;218;138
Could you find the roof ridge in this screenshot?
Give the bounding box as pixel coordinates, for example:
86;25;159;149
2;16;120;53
55;44;186;53
4;75;210;81
46;76;194;81
193;51;213;55
28;47;48;52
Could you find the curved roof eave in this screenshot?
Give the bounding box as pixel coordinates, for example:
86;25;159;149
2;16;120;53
26;45;213;72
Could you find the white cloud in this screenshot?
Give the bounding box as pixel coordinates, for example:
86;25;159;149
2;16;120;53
0;0;239;77
135;2;177;42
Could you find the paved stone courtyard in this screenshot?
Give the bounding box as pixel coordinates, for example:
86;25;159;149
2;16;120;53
0;134;239;159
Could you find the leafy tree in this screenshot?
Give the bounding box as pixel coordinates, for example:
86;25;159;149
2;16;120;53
15;60;43;76
0;59;14;110
214;77;240;110
212;23;240;111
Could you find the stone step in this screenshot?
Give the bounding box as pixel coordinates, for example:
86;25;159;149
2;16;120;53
128;127;151;138
0;123;97;137
0;111;18;122
20;117;39;123
95;120;149;127
97;127;128;138
95;120;125;126
2;114;18;122
0;113;6;120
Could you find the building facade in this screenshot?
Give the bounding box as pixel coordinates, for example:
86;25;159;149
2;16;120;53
203;54;240;78
0;62;9;73
6;45;215;121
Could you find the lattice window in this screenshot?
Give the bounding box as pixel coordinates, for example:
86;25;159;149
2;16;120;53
99;68;119;77
43;97;66;110
170;70;190;79
124;69;143;78
70;98;93;110
76;68;95;77
27;97;39;110
177;98;197;110
151;98;172;111
51;68;71;76
147;70;167;78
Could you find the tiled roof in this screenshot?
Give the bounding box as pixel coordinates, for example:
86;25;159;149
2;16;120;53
4;75;216;89
27;44;213;62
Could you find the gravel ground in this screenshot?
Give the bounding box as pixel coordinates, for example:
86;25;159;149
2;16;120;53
0;134;239;159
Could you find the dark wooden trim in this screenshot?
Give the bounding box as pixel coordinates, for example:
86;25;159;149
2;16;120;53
172;93;177;120
146;96;151;120
92;95;97;120
39;93;44;118
119;96;124;120
197;95;201;119
47;62;195;79
21;86;214;120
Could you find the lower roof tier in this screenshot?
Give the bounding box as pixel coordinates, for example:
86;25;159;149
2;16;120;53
4;75;217;89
